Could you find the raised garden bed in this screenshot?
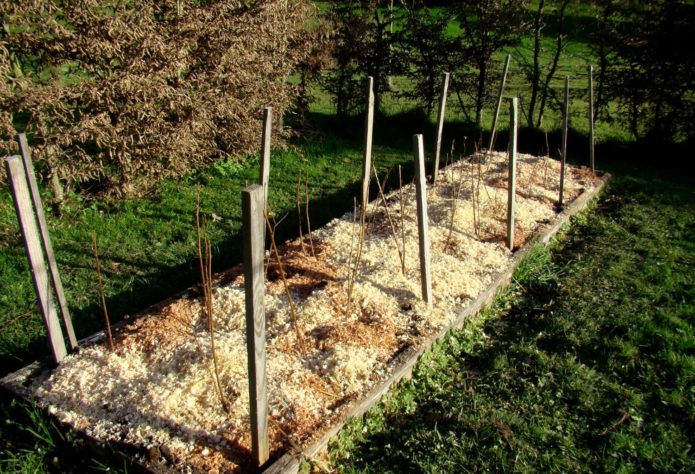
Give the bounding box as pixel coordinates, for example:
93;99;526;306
1;152;608;473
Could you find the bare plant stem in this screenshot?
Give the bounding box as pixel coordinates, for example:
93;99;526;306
92;231;114;352
445;163;463;252
346;215;364;312
304;178;315;257
398;165;406;274
346;197;358;289
372;165;404;273
448;139;456;183
443;146;450;174
196;197;229;414
347;194;368;312
296;171;305;254
365;168;392;235
264;211;307;354
471;160;480;237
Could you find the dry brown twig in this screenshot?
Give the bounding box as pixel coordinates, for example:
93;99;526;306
346;204;364;312
398;165;406;274
264;209;307;354
304;177;315;257
471;156;481;238
196;194;229;414
364;167;392;235
371;165;405;274
92;231;114;352
445;151;464;252
296;170;305;254
346;197;359;283
347;165;394;310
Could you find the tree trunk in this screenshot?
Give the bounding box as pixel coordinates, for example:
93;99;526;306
536;0;569;129
475;61;487;127
528;0;545;128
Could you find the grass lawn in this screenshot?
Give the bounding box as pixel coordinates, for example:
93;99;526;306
325;161;695;472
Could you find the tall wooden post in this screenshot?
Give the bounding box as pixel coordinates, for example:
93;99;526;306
16;134;77;350
507;98;518;251
488;54;512;153
4;155;67;364
588;65;595;172
559;76;569;207
413;135;432;306
361;76;375;218
432;72;450;184
242;184;269;467
259;107;272;208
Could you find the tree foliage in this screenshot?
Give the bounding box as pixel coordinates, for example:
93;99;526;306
395;6;456;115
449;0;529;126
596;0;695;142
0;0;313;196
320;0;397;117
520;0;570;129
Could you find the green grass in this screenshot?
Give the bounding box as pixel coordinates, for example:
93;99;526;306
325;162;695;472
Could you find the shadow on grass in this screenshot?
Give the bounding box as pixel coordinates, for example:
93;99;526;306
329;163;695;473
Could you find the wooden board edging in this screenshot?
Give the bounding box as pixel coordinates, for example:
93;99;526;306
264;173;610;474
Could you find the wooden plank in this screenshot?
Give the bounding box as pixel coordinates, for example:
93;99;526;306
259;107;273;208
588;65;595;171
488;54;512;153
17;134;77;350
559;75;570;207
413;134;432;306
265;174;611;474
4;155;67;364
361;77;375;217
506;98;518;250
432;72;450;184
242;184;269;467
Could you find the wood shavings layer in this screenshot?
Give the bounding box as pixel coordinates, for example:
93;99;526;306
30;153;598;472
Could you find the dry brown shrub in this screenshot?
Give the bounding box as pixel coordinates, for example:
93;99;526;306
0;0;314;196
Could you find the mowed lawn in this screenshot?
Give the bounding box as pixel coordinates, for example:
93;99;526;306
326;161;695;473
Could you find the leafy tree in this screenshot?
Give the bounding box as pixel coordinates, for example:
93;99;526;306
321;0;398;117
395;5;457;115
597;0;695;142
521;0;571;128
448;0;529;126
0;0;313;196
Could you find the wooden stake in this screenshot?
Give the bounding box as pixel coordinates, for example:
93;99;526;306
92;231;114;352
259;107;272;208
412;135;432;306
361;76;375;219
242;185;269;467
559;76;569;207
588;65;595;172
489;54;512;153
16;134;77;350
507;98;518;251
4;155;67;364
432;72;450;184
398;165;406;275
